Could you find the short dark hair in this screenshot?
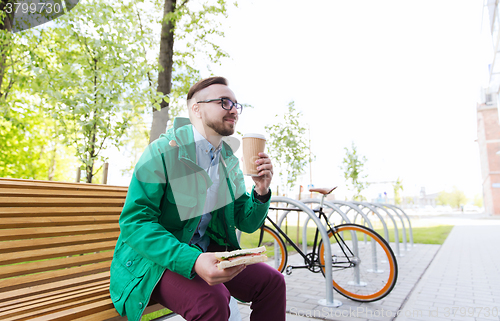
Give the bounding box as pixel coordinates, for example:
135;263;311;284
187;76;228;101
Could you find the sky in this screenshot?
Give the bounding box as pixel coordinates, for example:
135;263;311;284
109;0;492;202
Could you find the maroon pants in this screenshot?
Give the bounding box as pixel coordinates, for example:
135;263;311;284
151;244;286;321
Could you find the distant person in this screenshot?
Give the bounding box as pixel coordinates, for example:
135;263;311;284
109;76;286;321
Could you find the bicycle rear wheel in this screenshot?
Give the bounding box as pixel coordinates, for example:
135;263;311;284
238;225;288;273
318;223;398;302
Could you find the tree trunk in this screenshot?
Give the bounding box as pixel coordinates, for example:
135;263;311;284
149;0;176;143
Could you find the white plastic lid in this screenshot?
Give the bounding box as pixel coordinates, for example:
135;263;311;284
243;133;266;140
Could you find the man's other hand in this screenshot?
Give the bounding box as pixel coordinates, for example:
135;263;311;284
193;253;246;286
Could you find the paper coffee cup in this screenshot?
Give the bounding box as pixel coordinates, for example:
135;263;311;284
242;133;266;176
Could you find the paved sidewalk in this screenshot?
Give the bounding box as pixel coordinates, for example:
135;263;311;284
161;214;500;321
395;223;500;321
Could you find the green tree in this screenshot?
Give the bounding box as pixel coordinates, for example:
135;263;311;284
393;177;403;205
0;18;76;180
0;2;14;101
265;101;310;196
32;0;160;183
150;0;234;142
449;186;467;209
340;142;369;201
436;190;450;206
0;94;77;181
474;193;483;208
437;187;468;209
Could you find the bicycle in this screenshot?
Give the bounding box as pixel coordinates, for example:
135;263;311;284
239;187;398;302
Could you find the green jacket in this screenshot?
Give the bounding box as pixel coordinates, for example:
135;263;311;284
109;117;270;321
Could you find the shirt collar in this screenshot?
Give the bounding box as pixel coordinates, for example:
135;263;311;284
192;126;222;155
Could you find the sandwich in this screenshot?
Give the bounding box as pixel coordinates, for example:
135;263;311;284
215;246;268;270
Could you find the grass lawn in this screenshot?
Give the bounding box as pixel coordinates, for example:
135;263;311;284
141;308;174;321
374;225;453;244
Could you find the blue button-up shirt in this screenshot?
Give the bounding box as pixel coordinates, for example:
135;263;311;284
189;126;222;252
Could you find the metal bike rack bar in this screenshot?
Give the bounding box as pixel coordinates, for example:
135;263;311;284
299;199;351;254
329;200;389;272
328;200;375;230
366;203;404;257
351;201;402;257
300;198;384;282
271;196;342;307
384;204;414;248
343;201;390;242
372;203;408;252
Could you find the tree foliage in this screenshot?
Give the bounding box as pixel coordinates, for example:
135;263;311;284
340;142;369;201
265;101;310;195
0;94;77;181
150;0;235;140
1;0;236;182
393;177;403;205
436;186;468;209
31;0;163;183
0;14;76;181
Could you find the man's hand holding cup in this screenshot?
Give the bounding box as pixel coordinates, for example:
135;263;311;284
241;134;273;195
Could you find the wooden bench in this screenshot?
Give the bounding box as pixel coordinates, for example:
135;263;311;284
0;178;166;321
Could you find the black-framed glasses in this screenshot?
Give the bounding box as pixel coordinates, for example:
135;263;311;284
197;98;243;114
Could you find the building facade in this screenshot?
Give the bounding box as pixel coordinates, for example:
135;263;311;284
478;1;500;215
477;102;500;215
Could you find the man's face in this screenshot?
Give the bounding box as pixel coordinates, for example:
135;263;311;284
194;84;239;136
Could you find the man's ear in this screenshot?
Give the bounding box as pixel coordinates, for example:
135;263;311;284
191;103;202;119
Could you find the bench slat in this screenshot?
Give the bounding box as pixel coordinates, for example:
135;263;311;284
0;178;128;192
0;272;110;304
2;293;111;321
30;298;118;321
73;308;123;321
0;197;125;207
0;215;120;228
0;207;123;217
0;251;113;279
0;262;111;295
0;232;120;254
0;223;119;241
0;284;109;318
0;188;127;198
1;240;116;266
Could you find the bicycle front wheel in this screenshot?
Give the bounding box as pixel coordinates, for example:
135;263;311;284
239;225;288;273
318;223;398;302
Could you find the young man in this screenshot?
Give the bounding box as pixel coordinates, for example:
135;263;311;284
109;77;286;321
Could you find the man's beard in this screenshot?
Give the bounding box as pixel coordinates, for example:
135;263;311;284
206;117;235;136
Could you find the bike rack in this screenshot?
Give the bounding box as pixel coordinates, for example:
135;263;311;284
365;203;404;257
271;196;342;307
327;200;375;230
341;201;390;242
325;200;389;274
350;201;402;257
299;199;351;254
383;204;415;248
299;198;385;279
371;203;408;252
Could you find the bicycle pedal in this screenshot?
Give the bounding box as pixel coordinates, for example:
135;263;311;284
286;265;293;275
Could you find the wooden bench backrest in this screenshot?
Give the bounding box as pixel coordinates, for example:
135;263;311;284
0;178;128;320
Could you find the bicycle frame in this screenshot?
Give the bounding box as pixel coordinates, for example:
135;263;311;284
266;205;356;274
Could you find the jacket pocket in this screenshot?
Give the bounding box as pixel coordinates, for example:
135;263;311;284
110;243;150;304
